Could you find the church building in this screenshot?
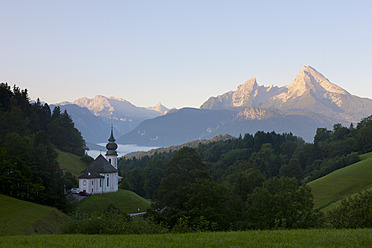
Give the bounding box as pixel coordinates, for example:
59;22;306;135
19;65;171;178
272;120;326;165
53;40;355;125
78;127;119;194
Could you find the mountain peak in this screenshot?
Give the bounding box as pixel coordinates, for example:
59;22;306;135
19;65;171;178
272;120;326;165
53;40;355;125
146;102;169;114
238;77;258;92
287;66;349;96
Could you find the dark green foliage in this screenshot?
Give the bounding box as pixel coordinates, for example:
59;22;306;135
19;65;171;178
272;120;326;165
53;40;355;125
0;83;86;212
280;158;303;181
0;107;29;142
0;133;44;201
357;115;372;153
63;172;78;190
304;152;360;182
327;190;372;228
63;209;166;234
244;177;322;229
48;109;86;156
80;154;94;165
149;147;230;231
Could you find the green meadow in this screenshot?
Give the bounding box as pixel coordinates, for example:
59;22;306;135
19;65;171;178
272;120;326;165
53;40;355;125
56;149;87;178
0;229;371;248
76;189;151;214
0;194;68;236
309;152;372;211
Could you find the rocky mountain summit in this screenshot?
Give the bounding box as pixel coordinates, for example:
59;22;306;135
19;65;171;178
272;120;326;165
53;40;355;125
201;66;372;122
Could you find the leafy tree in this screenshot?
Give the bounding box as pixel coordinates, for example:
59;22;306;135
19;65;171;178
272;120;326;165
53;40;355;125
0;107;29;143
357;115;372;153
151;147;228;231
0;132;43;201
327;190;372;228
63;172;78;190
48;108;86;156
250;143;282;178
279;158;303;181
244;177;322;229
0;84;85;212
80;154;94;165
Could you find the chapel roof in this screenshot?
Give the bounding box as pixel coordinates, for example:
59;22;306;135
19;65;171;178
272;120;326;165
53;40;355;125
78;154;118;179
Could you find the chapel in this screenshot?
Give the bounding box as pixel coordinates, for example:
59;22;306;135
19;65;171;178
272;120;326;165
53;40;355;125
78;126;119;194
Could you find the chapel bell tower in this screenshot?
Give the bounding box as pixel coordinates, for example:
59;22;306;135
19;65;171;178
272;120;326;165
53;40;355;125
106;125;118;169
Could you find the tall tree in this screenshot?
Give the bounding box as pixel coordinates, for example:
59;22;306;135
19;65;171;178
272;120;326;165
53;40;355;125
244;177;321;229
151;147;228;230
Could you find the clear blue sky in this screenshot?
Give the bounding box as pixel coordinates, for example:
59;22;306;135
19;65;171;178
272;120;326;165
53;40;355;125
1;0;371;109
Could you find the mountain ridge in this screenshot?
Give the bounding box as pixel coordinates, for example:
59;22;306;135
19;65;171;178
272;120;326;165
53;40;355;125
58;96;170;143
56;66;372;147
118;66;371;146
201;66;371;123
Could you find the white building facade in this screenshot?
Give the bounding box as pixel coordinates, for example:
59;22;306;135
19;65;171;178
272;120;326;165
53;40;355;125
78;127;119;194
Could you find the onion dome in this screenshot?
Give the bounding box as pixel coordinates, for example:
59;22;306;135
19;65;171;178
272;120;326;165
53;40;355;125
106;125;118;156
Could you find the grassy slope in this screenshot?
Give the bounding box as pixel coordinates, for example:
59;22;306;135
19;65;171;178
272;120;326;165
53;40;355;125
56;149;87;178
0;229;371;248
76;189;150;214
0;195;68;236
309;152;372;211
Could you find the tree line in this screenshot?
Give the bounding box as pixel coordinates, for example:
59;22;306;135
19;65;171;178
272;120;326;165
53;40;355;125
0;83;86;212
119;115;372;231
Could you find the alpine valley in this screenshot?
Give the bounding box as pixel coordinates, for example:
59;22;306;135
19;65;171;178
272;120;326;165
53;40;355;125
57;66;372;148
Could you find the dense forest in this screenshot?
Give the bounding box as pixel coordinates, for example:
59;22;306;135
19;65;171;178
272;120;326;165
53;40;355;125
119;118;372;199
0;83;86;212
119;114;372;230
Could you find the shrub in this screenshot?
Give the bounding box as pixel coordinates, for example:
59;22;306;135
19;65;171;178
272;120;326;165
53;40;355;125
327;190;372;228
63;208;167;234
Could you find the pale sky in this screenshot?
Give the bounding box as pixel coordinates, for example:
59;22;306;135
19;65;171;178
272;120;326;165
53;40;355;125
1;0;371;109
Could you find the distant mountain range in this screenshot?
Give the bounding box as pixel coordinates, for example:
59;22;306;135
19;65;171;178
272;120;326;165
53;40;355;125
56;66;372;148
57;96;169;144
117;66;372;146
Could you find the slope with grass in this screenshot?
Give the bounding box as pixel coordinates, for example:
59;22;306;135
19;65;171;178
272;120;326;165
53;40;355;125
56;149;87;178
76;189;150;215
0;195;68;236
0;229;371;247
309;152;372;211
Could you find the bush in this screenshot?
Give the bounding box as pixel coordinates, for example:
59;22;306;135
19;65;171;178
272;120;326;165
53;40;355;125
63;208;167;234
327;190;372;228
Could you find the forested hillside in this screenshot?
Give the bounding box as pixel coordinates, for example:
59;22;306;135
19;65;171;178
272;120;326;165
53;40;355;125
119;115;372;230
0;83;87;212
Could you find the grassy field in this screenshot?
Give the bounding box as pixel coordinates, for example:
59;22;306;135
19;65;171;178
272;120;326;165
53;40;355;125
0;229;371;247
309;152;372;211
76;189;151;214
0;195;68;236
56;149;87;177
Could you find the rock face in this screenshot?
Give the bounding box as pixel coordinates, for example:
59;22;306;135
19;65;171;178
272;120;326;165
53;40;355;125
201;66;372;123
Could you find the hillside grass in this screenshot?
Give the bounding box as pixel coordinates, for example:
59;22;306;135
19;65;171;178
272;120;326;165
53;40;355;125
0;195;68;236
309;152;372;211
76;189;150;214
56;149;87;178
0;229;371;247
